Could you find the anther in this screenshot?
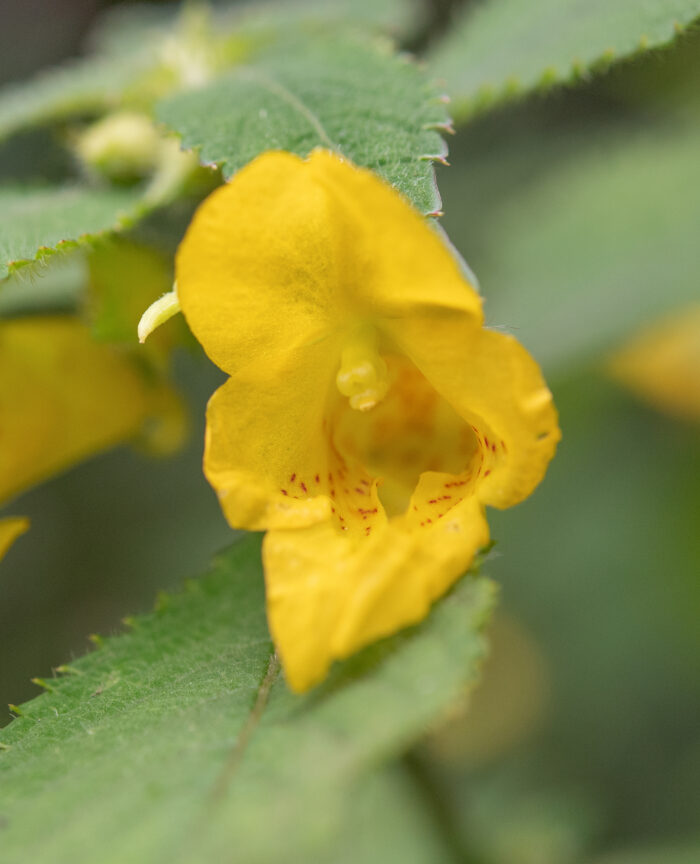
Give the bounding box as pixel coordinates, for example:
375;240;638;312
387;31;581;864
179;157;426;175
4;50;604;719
336;327;389;411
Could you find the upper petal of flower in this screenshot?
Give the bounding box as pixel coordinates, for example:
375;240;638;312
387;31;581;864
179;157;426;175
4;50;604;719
176;150;483;378
306;150;483;320
176;151;350;376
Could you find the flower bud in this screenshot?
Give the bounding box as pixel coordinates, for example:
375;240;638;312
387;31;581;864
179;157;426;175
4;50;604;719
76;112;161;182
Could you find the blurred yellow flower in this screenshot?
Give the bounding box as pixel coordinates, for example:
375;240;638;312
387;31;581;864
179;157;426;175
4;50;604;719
610;305;700;423
174;150;560;691
0;315;184;556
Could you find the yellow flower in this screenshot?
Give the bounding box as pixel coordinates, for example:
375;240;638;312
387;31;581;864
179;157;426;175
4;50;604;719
174;150;560;691
610;305;700;423
0;316;183;550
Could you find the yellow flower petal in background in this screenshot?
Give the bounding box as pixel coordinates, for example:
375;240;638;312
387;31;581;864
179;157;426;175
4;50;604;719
0;315;179;506
174;149;560;691
609;305;700;423
0;516;29;562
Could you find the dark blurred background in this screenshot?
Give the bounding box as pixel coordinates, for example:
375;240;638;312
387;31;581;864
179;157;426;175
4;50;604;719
0;0;130;84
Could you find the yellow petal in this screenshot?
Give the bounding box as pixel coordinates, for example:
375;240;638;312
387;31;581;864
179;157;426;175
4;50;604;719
204;340;341;531
0;316;163;504
385;315;560;509
306;150;483;319
0;517;29;561
264;497;489;692
609;305;700;422
176;150;482;377
176;151;346;376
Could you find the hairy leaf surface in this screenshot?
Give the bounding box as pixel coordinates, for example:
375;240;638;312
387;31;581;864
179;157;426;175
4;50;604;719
0;185;142;280
430;0;700;121
157;34;450;214
0;535;493;864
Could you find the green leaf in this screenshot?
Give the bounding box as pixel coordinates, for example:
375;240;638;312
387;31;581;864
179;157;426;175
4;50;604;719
429;0;700;121
0;254;85;316
0;0;417;145
0;185;143;281
0;54;152;143
0;534;494;863
156;34;450;214
441;113;700;375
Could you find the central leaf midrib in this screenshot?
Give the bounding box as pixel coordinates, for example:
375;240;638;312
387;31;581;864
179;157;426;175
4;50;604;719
235;65;337;151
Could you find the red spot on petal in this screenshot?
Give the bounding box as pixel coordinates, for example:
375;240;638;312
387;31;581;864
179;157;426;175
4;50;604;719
484;470;491;477
300;482;307;493
281;489;288;496
314;474;320;484
290;473;296;482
